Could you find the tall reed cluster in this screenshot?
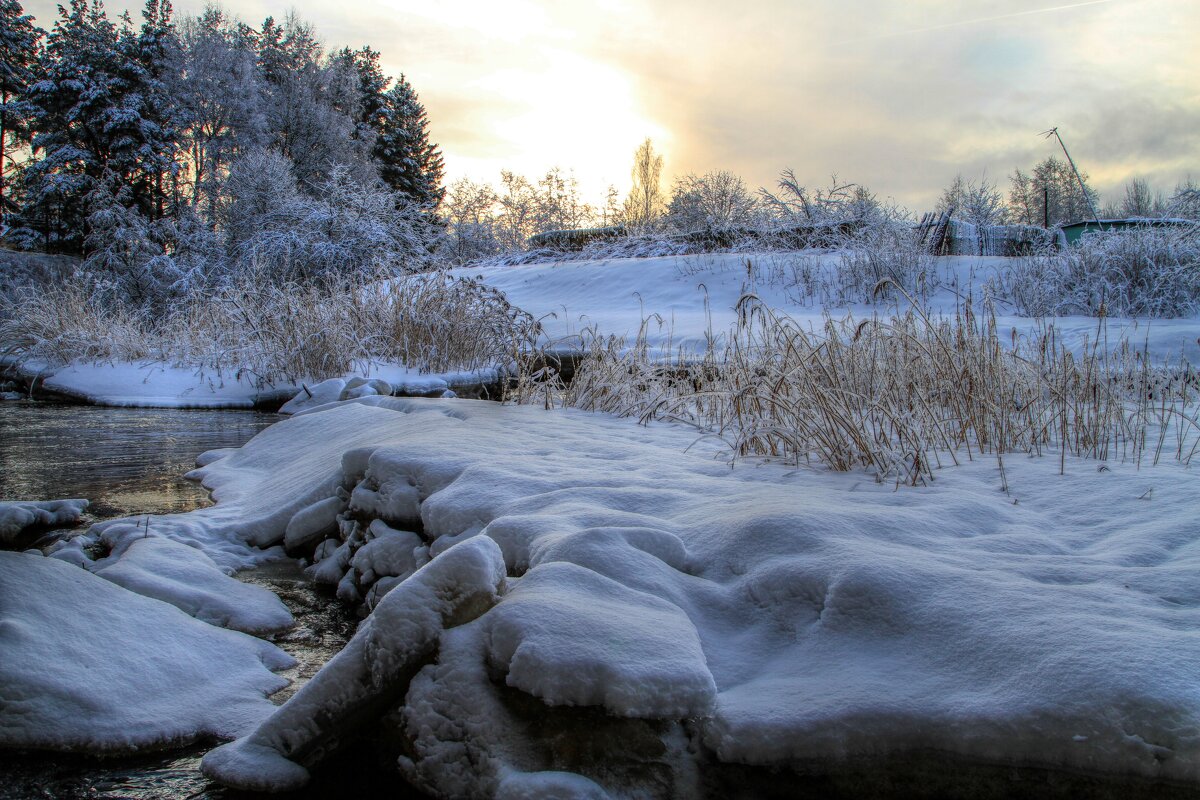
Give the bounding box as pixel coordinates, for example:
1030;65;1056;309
521;286;1197;484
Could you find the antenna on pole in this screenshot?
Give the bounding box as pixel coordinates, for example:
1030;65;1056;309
1041;127;1101;225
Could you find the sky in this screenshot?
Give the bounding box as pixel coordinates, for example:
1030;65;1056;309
24;0;1200;211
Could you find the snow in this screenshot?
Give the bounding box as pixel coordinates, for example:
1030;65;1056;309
460;252;1200;363
200;535;506;793
178;397;1200;796
7;357;499;410
0;550;294;753
89;534;294;635
486;561;716;719
0;498;88;543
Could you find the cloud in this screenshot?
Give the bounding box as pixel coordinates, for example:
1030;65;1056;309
23;0;1199;209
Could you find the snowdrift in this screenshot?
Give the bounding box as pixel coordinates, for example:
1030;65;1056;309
165;397;1200;796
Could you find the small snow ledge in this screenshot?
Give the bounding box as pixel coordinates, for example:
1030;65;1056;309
486;562;715;719
0;499;88;543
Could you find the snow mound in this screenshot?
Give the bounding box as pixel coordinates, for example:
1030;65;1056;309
89;534;294;634
187;397;1200;796
486;561;715;719
0;551;293;753
0;499;88;543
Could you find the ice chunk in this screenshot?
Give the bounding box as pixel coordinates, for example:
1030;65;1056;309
0;551;293;753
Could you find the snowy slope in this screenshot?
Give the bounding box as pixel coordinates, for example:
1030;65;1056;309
184;398;1200;795
462;252;1200;363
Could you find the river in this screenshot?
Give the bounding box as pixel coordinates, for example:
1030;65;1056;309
0;399;428;799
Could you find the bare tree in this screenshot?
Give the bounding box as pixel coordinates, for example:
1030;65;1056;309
622;138;664;231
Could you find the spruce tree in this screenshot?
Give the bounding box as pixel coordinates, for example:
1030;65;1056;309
0;0;41;228
374;75;444;207
14;0;124;252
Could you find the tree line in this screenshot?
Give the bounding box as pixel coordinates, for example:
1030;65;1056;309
0;0;444;302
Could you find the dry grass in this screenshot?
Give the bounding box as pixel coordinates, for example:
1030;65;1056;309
0;267;540;387
519;283;1198;484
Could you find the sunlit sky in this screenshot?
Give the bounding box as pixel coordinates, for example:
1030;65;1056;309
26;0;1200;210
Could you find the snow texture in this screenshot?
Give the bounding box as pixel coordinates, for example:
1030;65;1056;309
89;534;294;635
184;397;1200;796
0;498;88;543
459;252;1200;363
0;551;293;753
200;535;506;793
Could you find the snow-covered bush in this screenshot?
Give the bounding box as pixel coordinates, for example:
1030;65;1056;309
226;154;436;282
0;268;538;386
998;225;1200;318
1060;225;1200;317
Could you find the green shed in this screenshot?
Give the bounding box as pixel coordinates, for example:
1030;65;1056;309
1059;217;1193;246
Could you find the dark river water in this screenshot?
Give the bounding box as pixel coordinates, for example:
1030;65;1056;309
0;399;428;799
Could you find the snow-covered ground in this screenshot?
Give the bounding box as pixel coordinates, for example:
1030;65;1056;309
16;397;1192;794
2;251;1197;796
461;252;1200;364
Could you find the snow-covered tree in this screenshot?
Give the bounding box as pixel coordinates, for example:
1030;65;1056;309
172;7;265;218
441;177;499;262
374;74;444;207
111;0;182;222
1008;156;1099;227
667;170;757;233
936;173;1008;228
12;0;124;252
256;14;367;189
0;0;41;228
1116;178;1165;218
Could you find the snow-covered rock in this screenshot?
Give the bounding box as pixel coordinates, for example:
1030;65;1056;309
283;496;344;554
0;551;293;753
0;499;88;543
278;378;346;415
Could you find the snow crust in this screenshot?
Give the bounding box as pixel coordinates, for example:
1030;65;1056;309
0;498;88;543
179;397;1200;796
0;551;293;753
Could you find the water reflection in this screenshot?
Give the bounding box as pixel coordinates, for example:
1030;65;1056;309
0;399;278;518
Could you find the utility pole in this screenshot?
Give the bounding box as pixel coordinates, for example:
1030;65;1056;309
1041;127;1101;224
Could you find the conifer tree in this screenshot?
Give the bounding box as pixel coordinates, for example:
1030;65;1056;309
0;0;41;228
374;75;444;207
14;0;124;252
